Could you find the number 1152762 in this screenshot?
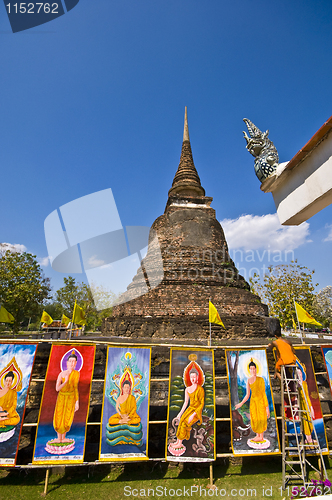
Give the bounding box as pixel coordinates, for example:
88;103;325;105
6;3;59;14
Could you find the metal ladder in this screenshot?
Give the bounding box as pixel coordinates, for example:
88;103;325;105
281;364;327;489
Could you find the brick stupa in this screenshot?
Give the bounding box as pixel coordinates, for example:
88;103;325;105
103;109;278;339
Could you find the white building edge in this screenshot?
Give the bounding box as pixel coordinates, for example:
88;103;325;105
261;115;332;225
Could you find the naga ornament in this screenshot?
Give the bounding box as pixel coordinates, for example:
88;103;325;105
243;118;279;182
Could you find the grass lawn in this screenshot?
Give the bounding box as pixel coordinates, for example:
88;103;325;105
0;456;330;499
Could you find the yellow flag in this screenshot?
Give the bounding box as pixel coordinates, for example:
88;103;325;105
209;301;225;328
294;302;322;327
41;310;53;326
0;306;15;323
61;314;71;327
73;302;86;325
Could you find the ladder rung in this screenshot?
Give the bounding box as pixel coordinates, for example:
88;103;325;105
285;475;303;479
284;460;303;464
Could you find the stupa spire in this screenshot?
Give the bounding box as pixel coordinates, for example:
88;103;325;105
167;107;206;202
105;108;274;342
183;106;190;141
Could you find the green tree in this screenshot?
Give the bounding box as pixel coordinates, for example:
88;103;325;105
0;251;51;332
54;276;83;315
83;282;115;331
249;260;318;329
54;277;114;331
313;286;332;328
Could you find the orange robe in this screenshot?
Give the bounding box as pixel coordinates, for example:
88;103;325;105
108;395;140;425
177;385;204;441
53;370;79;434
249;377;268;434
275;338;296;371
0;389;20;428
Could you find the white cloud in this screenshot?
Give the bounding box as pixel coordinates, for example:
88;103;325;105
0;242;27;255
323;224;332;242
220;213;311;251
39;256;50;267
88;255;105;267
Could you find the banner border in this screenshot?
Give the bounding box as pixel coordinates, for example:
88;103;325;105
32;343;96;465
165;346;216;462
0;342;38;467
225;347;280;457
98;345;151;462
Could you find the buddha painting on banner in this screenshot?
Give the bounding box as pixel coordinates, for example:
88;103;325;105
0;343;37;466
226;349;280;456
166;348;215;462
99;346;151;461
285;347;328;456
33;344;95;464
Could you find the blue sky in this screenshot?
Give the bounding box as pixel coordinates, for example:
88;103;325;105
1;0;332;299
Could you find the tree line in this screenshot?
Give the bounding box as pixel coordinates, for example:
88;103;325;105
0;249;113;333
250;260;332;330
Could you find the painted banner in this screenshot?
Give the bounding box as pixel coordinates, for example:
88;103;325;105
99;346;151;461
166;348;215;462
33;344;95;464
0;343;37;466
284;346;328;455
226;348;280;456
321;345;332;397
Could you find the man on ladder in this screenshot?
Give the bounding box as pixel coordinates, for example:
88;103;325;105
268;330;296;380
268;331;328;489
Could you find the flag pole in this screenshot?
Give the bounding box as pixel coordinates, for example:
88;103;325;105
208;299;213;490
69;299;76;341
294;299;304;344
209;298;212;347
